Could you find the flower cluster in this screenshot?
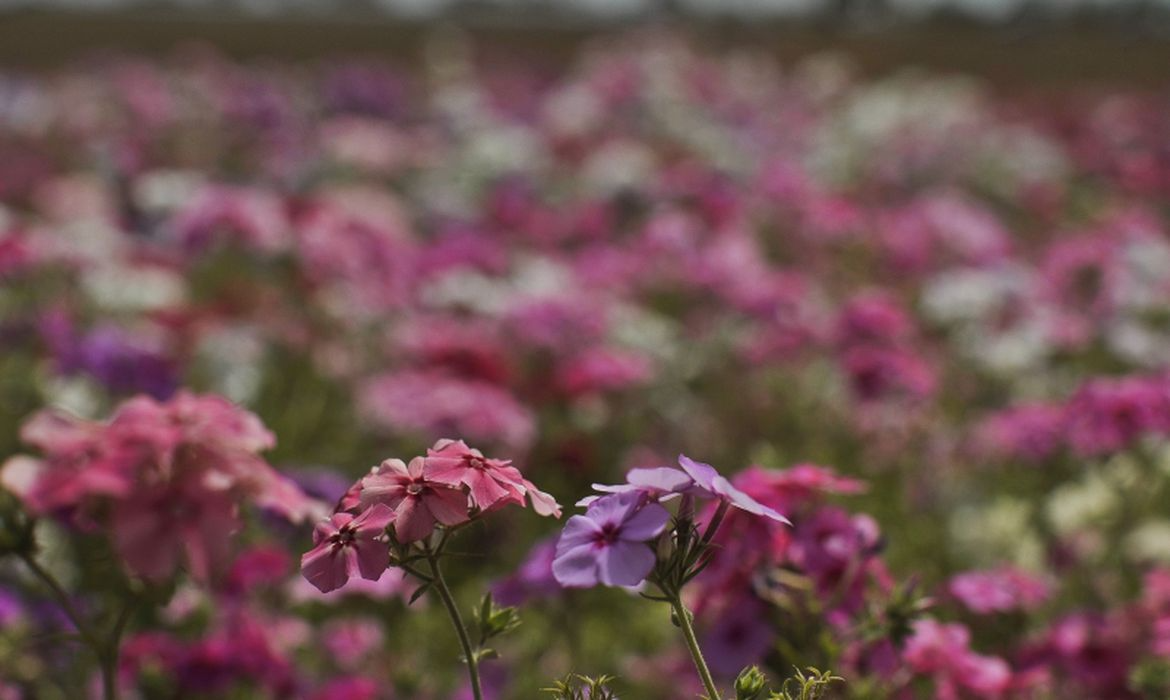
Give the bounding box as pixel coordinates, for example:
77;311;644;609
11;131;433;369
1;392;314;581
303;439;559;593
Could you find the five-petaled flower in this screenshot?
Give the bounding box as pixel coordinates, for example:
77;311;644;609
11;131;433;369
301;504;396;593
552;491;670;588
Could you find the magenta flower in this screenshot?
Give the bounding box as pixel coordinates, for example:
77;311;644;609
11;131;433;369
552;491;670;588
424;439;526;511
301;504;396;593
359;457;470;543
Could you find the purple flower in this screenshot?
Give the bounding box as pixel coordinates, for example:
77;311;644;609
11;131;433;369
552;491;670;588
677;455;791;524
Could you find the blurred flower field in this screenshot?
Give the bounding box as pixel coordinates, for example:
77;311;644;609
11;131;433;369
2;33;1170;699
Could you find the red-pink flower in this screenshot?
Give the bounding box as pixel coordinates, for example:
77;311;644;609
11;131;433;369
359;457;470;542
301;504;396;593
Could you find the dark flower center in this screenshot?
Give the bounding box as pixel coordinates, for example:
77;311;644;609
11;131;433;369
331;526;356;550
594;523;621;547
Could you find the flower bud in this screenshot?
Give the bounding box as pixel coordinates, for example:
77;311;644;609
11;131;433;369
734;665;768;700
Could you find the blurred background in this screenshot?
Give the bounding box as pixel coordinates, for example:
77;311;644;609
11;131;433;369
4;1;1170;698
1;0;1169;83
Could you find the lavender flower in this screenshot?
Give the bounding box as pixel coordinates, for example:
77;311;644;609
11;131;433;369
552;492;669;588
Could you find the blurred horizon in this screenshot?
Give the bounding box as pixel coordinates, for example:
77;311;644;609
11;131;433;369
2;1;1169;84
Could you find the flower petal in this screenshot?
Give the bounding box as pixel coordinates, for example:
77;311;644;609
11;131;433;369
596;540;656;587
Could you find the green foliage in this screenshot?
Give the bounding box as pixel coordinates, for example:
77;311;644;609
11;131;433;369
472;592;522;662
771;667;844;700
542;673;620;700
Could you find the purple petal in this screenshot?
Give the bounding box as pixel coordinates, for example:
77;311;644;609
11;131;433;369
678;455;720;492
596;540;656;587
713;476;791;525
556;515;602;552
584;491;645;527
552;543;600;588
619;501;670;542
627;467;693;493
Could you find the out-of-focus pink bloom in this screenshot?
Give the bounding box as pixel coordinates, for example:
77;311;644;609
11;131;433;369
904;619;1012;699
949;568;1051;615
555;347;652;397
1027;614;1136;696
841;345;937;403
789;508;882;618
1;392;316;581
701;596;775;677
1064;374;1170;456
359;370;535;450
170;185;289;254
973;403;1068;462
359;458;469;543
301;504;395;593
321;619;384;670
835;292;915;348
395;316;512;385
224;545;292;596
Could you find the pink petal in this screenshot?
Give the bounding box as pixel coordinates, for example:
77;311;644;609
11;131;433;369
352;503;396;534
467;471;512;509
424;487;471;526
301;545;348;593
354;540;390;581
394;497;437;543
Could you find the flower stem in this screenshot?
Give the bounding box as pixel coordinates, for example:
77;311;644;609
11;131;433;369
670;597;722;700
425;547;483;700
19;551;126;700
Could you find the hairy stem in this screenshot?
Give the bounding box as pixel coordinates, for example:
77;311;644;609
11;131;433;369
670;597;722;700
425;545;483;700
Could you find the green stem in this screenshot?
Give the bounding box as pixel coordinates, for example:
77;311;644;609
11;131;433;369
425;546;483;700
19;552;125;700
670;597;722;700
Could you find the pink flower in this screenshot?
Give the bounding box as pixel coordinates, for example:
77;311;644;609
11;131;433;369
973;403;1068;463
0;392;317;581
1065;374;1170;456
949;568;1051;615
359;457;470;542
424;439;526;511
904;619;1012;699
300;504;395;593
359;370;535;449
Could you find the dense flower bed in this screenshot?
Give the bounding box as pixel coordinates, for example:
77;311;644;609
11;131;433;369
2;35;1170;699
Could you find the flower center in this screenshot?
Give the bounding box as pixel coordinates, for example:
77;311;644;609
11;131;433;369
467;456;485;471
331;526;356;549
594;523;621;547
406;482;425;496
